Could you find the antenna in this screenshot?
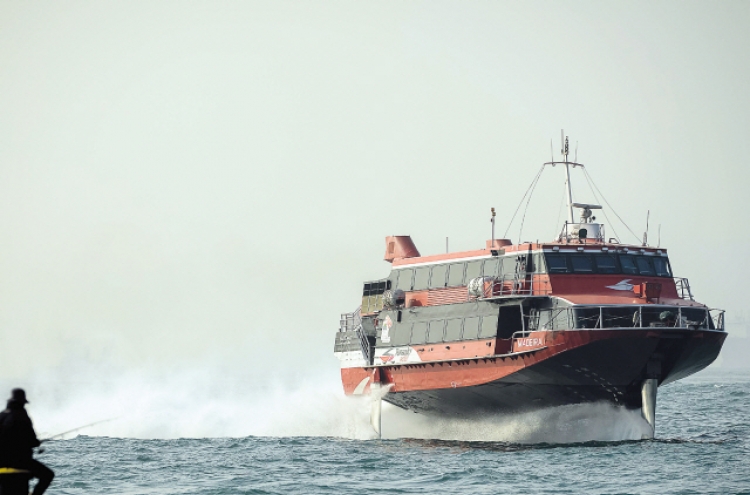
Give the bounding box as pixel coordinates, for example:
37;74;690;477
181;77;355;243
642;210;650;246
446;236;449;253
657;224;661;248
574;141;578;162
560;130;575;224
490;207;496;243
560;130;569;161
560;130;565;156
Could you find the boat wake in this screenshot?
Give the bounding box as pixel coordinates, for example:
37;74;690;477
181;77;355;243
26;367;649;443
382;401;653;443
29;370;379;440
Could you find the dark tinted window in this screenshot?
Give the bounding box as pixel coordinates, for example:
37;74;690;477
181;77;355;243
544;251;672;277
636;256;655;276
363;281;389;296
594;254;619;274
571;254;594;273
620;255;638;275
545;254;569;273
431;264;448;288
652;257;672;277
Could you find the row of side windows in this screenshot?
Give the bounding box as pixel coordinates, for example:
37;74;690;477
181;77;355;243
393;254;546;292
544;253;672;277
385;316;498;346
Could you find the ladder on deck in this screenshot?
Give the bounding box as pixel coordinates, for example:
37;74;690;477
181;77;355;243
512;253;533;295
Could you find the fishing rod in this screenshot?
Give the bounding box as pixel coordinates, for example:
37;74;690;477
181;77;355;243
39;418;117;444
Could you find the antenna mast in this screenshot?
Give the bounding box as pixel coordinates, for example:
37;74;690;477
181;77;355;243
490;207;496;243
562;132;575;224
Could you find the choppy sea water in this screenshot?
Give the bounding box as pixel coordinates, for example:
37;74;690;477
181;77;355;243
38;370;749;494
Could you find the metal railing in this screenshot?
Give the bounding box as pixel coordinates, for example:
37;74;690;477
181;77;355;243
558;222;606;243
475;274;552;298
511;329;541;340
339;306;372;364
355;326;372;365
339;306;362;333
674;278;695;300
474;275;695;301
525;304;724;332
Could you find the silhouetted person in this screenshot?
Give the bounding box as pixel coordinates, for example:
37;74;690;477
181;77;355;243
0;389;54;495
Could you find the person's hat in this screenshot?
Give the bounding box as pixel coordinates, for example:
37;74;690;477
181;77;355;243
10;388;28;404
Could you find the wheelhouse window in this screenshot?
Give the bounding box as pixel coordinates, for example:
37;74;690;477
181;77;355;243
570;254;595;273
543;252;673;277
620;255;638;275
652;257;672;277
636;257;655;276
545;254;569;273
594;254;619;274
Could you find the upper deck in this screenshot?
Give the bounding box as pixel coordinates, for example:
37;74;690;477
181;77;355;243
362;235;700;315
367;146;717;316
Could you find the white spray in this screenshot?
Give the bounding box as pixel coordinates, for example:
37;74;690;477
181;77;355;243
16;365;650;443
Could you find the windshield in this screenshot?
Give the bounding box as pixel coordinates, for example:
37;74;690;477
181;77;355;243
544;252;672;277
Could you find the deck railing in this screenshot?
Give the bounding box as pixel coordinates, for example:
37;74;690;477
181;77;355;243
674;277;695;300
476;275;696;301
339;306;373;364
339;306;362;333
521;304;724;334
475;274;553;298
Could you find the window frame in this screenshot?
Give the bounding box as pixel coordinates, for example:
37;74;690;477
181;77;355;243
446;263;466;287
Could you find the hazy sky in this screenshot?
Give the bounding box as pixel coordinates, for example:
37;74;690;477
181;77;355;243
1;1;749;435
